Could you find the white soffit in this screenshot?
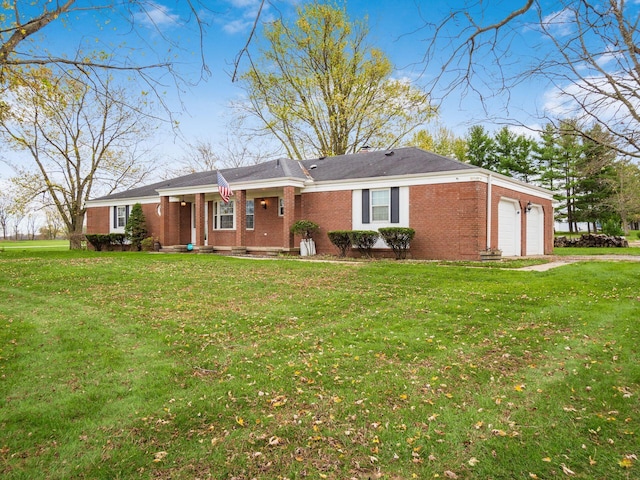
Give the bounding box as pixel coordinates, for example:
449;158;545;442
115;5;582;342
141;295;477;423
85;196;159;208
302;169;554;200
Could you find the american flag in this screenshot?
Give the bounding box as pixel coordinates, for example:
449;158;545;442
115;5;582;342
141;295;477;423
217;171;233;204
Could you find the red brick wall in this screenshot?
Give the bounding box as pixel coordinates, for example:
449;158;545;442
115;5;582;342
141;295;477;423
161;199;181;246
298;190;352;255
85;206;110;234
237;196;284;247
85;203;163;240
409;182;486;260
140;203;161;240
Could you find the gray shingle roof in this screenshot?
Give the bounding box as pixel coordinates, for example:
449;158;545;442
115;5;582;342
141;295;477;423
299;147;474;181
90;147;475;201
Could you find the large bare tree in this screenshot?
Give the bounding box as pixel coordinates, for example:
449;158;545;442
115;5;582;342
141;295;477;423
0;66;155;249
236;1;436;159
0;1;211;115
421;0;640;158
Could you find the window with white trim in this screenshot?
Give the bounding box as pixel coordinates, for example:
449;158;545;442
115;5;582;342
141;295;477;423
113;205;129;230
278;197;285;217
214;200;235;229
246;199;254;229
361;187;400;225
371;189;390;222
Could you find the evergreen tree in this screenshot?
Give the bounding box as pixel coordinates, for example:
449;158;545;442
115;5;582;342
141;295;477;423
556;120;584;233
494;127;537;181
534;124;564;191
125;203;148;251
574;124;617;231
466;126;498;170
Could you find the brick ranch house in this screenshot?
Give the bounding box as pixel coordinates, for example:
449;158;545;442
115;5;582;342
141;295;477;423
85;147;554;260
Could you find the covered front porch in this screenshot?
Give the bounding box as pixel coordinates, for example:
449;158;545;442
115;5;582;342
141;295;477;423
155;184;303;255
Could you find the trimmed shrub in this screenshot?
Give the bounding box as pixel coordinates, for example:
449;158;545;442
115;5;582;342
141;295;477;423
327;230;352;257
349;230;379;258
379;227;415;260
85;234;111;251
109;233;127;250
290;219;319;239
125;203;148;251
141;236;155;252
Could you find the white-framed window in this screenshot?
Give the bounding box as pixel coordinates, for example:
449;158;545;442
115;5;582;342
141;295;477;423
116;206;127;227
358;187;401;226
246;199;254;230
371;189;390;222
278;197;285;217
112;205;129;231
214;200;235;230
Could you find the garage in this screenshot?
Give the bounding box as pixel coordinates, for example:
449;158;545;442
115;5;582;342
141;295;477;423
525;204;544;255
498;198;521;256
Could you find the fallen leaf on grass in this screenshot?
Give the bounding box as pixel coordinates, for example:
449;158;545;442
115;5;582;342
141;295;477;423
270;395;288;407
619;456;634;468
468;457;479;466
561;464;575;476
444;471;458;479
153;451;168;462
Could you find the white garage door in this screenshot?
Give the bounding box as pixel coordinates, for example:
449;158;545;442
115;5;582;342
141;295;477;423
526;205;544;255
498;199;521;257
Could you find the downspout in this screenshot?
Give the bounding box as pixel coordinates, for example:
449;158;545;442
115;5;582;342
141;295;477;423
486;173;493;250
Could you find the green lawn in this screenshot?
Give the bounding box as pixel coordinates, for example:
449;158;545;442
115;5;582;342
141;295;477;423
1;250;639;479
0;239;69;251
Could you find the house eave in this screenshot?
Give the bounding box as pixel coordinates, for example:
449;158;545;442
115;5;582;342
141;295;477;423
302;168;555;200
156;177;307;197
85;195;160;208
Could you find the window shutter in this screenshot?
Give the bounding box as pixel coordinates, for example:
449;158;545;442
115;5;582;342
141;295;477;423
391;187;400;223
362;189;370;224
113;206;117;228
125;205;130;223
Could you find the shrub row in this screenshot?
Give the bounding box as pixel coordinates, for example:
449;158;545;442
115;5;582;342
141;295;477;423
327;227;415;259
85;233;127;251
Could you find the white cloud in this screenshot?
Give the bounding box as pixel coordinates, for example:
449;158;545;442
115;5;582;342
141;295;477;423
223;18;253;35
135;2;181;29
543;74;640;132
226;0;263;7
540;8;574;37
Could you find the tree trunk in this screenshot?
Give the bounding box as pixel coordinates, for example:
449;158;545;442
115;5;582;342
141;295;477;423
68;213;85;250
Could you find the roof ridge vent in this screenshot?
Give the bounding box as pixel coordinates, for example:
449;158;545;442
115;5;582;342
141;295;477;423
384;150;394;156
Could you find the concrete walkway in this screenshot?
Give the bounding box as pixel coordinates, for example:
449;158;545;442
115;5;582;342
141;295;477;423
518;254;640;271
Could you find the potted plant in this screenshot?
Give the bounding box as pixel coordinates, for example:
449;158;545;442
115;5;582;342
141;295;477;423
290;220;319;256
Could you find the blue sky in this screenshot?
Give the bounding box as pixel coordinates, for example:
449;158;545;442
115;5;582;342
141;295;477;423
3;0;631;180
156;0;536;152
